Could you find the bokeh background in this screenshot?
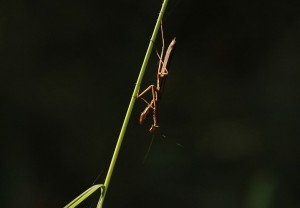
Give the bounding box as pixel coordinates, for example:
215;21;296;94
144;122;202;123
1;0;300;207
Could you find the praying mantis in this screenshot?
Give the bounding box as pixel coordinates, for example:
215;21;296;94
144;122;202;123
138;24;176;132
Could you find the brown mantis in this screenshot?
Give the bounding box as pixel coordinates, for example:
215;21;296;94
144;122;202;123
138;24;176;132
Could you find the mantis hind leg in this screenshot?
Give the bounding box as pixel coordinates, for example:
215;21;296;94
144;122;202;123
149;87;159;132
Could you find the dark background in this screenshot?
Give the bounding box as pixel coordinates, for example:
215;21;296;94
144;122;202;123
1;0;300;207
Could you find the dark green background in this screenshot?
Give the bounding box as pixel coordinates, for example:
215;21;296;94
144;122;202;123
1;0;300;207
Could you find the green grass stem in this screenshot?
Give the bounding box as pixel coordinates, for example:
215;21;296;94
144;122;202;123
96;0;169;207
64;1;169;207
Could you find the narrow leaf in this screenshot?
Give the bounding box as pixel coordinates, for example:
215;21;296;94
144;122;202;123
64;184;104;208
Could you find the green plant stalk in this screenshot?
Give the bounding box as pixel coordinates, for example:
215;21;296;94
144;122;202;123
96;0;169;207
